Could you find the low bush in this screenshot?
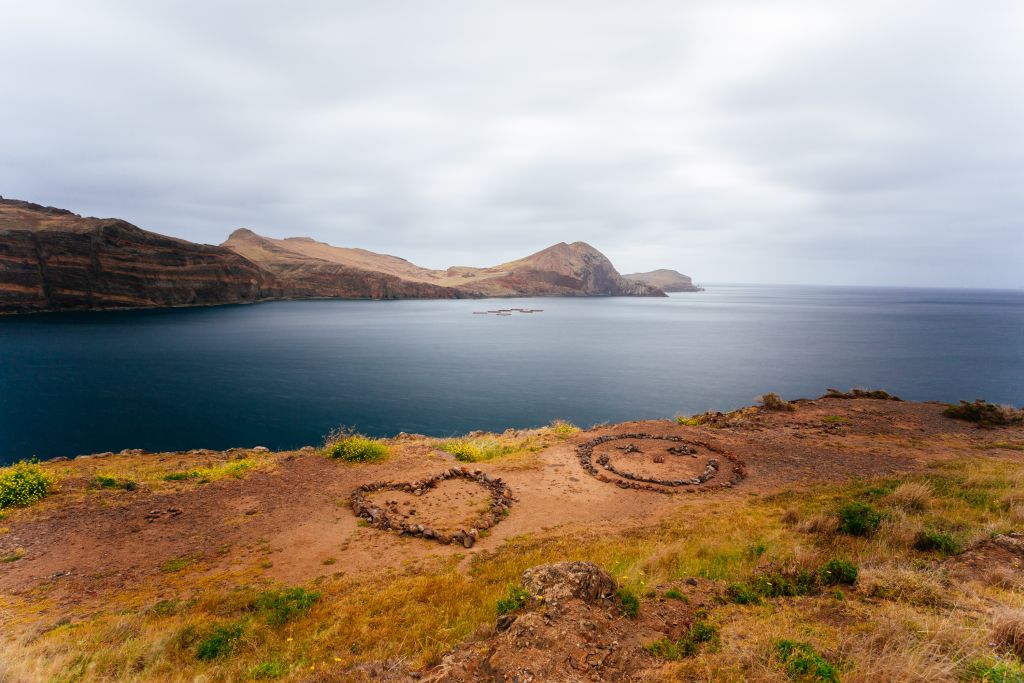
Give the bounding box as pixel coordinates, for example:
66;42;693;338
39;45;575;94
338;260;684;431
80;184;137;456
914;528;962;556
757;392;795;412
645;620;719;659
548;420;580;436
324;430;388;463
618;587;640;618
775;640;839;682
496;585;530;615
823;388;901;401
943;400;1024;427
663;588;687;600
0;461;56;509
253;587;321;625
818;559;858;586
90;475;138;491
195;622;245;661
676;415;705;426
837;501;883;537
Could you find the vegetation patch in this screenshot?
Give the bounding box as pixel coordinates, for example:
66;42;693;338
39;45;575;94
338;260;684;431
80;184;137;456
645;620;719;659
943;400;1024;427
548;420;580;436
496;585;530;615
965;658;1024;682
821;415;848;424
324;429;389;463
913;527;963;555
253;587;320;626
618;587;640;618
195;622;246;661
161;555;199;573
0;460;56;509
774;640;839;682
757;392;795;412
89;474;138;491
837;500;883;537
250;660;287;679
164;459;257;483
817;559;858;586
822;388;901;400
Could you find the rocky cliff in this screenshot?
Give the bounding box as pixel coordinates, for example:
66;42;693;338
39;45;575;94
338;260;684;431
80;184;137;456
0;197;667;314
622;268;702;292
0;198;283;314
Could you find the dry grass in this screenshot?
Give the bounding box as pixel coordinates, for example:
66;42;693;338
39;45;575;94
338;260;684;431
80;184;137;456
993;609;1024;659
888;482;933;513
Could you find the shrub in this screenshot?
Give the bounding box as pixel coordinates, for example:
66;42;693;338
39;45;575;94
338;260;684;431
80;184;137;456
161;555;197;573
496;585;530;615
823;388;901;401
618;587;640;618
821;415;848;424
195;622;245;660
0;461;56;509
439;437;517;462
325;430;388;463
757;392;795;412
663;588;687;601
645;620;719;659
254;587;321;625
775;640;839;682
676;415;705;426
837;501;883;537
914;528;962;555
818;559;858;586
549;420;580;436
888;482;933;512
944;400;1024;427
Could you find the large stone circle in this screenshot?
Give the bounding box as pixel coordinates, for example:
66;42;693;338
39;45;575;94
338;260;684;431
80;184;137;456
577;433;746;493
350;467;515;548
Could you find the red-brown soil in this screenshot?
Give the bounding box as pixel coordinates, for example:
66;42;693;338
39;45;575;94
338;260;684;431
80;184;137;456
1;398;1022;663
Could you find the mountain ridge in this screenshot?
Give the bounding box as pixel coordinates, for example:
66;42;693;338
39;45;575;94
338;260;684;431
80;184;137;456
0;197;678;314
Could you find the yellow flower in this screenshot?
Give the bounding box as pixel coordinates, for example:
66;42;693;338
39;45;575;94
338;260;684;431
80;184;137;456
286;637;293;642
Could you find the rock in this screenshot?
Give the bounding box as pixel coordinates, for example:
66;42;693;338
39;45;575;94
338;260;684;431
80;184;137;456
521;562;617;605
118;449;144;455
495;614;517;632
686;577;698;586
49;456;69;462
299;446;316;452
653;454;665;464
251;446;270;452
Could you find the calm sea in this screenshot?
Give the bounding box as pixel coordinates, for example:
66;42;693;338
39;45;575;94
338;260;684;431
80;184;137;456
1;285;1022;463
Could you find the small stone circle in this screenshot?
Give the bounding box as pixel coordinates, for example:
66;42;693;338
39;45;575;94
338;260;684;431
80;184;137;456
577;433;746;493
350;467;515;548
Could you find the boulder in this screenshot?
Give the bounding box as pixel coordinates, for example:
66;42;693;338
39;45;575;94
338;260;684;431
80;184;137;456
521;561;617;605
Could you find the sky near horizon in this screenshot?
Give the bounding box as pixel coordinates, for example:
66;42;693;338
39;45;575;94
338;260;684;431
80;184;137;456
1;2;1022;287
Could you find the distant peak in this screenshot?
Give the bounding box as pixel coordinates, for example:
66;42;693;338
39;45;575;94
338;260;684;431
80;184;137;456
227;228;257;239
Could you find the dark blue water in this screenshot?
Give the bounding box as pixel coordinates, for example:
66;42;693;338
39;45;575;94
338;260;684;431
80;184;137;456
1;285;1022;463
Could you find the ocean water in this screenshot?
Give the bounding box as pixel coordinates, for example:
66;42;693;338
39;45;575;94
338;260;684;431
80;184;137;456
1;285;1022;463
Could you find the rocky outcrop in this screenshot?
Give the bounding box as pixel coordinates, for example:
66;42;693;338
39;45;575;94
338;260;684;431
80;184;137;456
0;198;283;314
622;268;702;292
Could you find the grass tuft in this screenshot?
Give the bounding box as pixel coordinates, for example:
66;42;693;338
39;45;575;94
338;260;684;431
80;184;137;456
837;501;883;537
775;640;839;682
943;400;1024;427
618;587;640;618
495;585;530;615
253;587;321;626
324;429;389;463
645;620;719;659
757;392;796;412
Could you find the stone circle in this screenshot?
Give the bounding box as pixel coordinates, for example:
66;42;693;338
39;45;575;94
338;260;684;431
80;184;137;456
577;433;746;493
350;467;515;548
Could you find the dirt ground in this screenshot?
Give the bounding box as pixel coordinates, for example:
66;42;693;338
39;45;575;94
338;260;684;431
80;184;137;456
0;398;1019;623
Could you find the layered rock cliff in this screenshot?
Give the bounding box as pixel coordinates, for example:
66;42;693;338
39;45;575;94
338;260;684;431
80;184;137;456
0;197;667;314
622;268;702;292
0;198;282;314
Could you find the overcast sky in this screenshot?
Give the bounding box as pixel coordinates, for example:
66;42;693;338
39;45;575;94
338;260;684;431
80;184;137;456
2;2;1022;287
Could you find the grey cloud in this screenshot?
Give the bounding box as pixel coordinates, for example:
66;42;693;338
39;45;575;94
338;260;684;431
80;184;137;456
1;1;1021;285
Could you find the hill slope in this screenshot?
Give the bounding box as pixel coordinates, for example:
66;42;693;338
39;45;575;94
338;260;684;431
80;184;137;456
622;268;702;292
0;198;282;314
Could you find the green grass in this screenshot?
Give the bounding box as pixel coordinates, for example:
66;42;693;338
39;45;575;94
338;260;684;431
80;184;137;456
250;660;287;679
837;500;883;537
495;585;530;615
0;460;56;509
163;459;257;483
548;420;580;436
195;622;246;661
90;475;138;491
965;658;1024;682
914;528;963;555
645;620;719;659
325;434;389;463
439;438;518;462
817;559;858;586
821;415;849;424
618;587;640;618
775;640;839;682
161;555;198;573
253;588;320;626
663;588;687;601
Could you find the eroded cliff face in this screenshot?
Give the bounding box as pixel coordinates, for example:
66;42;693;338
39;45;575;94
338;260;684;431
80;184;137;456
0;199;282;314
0;197;666;314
